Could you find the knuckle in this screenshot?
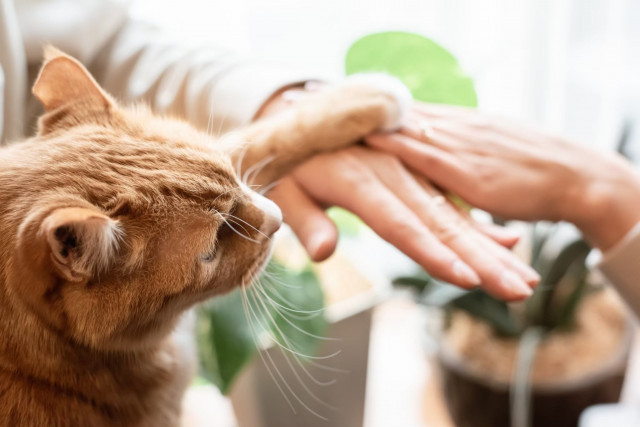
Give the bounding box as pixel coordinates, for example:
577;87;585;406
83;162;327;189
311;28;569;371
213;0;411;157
383;218;419;242
434;221;463;245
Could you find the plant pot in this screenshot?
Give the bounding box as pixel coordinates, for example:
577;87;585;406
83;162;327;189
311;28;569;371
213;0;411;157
437;291;633;427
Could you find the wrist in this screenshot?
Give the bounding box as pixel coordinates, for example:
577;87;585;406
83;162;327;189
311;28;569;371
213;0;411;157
572;156;640;251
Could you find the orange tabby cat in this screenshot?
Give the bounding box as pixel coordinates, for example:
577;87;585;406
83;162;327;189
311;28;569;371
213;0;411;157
0;48;409;426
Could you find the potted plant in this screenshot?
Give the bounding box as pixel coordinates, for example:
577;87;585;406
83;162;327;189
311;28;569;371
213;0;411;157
395;223;633;427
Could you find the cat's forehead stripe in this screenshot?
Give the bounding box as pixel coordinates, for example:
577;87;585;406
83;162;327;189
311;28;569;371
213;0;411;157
27;129;241;212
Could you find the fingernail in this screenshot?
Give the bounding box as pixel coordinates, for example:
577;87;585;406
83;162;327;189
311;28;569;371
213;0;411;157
522;266;541;286
307;234;326;260
453;260;481;287
501;271;533;297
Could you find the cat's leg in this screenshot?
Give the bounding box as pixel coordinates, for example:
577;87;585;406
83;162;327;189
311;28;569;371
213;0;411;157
225;74;411;186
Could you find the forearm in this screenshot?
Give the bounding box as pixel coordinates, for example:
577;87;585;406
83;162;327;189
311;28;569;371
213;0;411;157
89;19;314;133
597;222;640;317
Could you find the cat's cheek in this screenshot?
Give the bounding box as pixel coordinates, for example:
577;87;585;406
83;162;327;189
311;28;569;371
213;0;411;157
198;255;222;280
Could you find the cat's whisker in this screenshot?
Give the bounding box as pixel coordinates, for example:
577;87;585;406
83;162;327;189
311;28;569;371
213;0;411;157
243;283;331;420
240;283;298;414
222;216;252;237
258;180;280;196
258;267;349;374
248;155;278;188
234;143;251;181
216;212;260;243
206;110;214;136
260;277;325;320
260;278;309;309
250;283;338;342
246;275;309;353
254;281;324;315
261;270;303;290
209;186;241;208
247;284;338;394
243;154;276;186
245;285;341;360
276;343;340;410
215;110;230;138
221;212;270;241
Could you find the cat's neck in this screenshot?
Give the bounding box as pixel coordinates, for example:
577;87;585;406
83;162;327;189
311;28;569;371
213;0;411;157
0;295;172;383
0;296;191;416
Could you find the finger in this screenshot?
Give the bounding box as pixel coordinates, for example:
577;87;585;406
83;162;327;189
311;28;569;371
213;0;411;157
411;102;479;120
358;152;533;300
411;105;556;153
472;221;521;248
444;191;521;249
267;177;338;261
468;230;540;287
341;194;482;288
294;154;482;288
399;118;474;154
365;133;477;206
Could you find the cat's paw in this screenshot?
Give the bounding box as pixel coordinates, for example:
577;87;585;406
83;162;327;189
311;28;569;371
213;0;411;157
340;73;413;131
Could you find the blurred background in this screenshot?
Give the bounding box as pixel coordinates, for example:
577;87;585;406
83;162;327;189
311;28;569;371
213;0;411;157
132;0;640;156
127;1;640;426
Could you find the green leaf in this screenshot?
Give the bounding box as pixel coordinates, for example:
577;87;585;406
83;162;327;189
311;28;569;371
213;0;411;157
392;269;433;293
553;270;588;331
540;239;591;287
345;31;477;107
197;261;327;394
528;238;591;329
449;290;521;337
197;289;256;394
530;222;557;270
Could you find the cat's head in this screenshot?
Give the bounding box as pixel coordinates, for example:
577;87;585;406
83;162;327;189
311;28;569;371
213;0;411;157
5;48;282;350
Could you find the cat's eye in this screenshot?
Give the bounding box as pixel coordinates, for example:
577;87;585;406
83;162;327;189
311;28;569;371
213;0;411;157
200;248;216;263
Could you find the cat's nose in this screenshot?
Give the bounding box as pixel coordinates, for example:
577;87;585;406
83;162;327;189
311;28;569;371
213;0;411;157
251;193;282;237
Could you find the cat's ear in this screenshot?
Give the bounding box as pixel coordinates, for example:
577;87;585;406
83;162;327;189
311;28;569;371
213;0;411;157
32;46;113;112
40;207;121;282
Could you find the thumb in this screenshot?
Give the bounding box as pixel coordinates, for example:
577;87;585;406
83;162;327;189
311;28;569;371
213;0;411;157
267;177;338;261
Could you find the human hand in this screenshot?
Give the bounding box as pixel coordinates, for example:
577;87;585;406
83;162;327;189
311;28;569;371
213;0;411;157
367;102;640;251
255;85;540;300
267;146;540;300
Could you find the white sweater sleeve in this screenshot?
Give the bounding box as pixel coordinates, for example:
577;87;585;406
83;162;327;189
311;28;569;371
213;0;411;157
15;0;317;134
89;19;315;133
598;221;640;317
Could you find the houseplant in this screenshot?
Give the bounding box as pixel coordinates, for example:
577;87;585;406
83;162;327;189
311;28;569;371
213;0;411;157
395;223;632;427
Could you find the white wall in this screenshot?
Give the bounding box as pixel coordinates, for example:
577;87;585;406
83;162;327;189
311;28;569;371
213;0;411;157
131;0;640;153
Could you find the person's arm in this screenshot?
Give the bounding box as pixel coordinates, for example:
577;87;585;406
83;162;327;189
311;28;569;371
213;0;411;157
88;19;314;134
597;224;640;315
367;102;640;314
